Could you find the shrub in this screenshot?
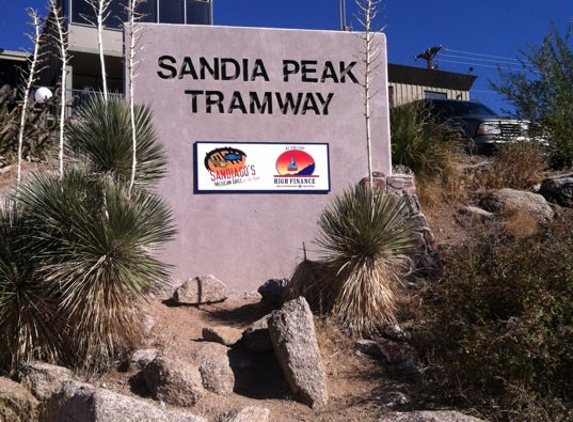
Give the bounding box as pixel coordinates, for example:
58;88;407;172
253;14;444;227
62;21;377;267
15;163;176;370
288;185;418;334
390;102;461;186
413;218;573;422
464;140;548;192
65;94;167;186
0;88;55;165
0;200;65;372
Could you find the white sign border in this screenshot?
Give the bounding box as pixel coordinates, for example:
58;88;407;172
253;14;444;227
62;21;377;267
194;141;331;194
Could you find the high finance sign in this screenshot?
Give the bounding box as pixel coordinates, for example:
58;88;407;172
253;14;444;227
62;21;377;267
131;24;391;289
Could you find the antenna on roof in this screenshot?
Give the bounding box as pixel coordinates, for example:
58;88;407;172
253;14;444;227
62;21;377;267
415;45;443;69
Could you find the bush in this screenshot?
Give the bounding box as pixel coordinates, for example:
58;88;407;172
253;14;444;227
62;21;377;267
287;185;418;334
0;94;175;373
463;140;548;192
413;219;573;422
13;162;175;371
0;88;55;166
390;102;461;186
66;94;167;186
0;200;64;372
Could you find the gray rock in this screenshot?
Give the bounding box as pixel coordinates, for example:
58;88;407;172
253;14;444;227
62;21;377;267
222;405;270;422
173;274;227;305
355;339;384;358
458;206;494;221
41;380;206;422
377;410;488;422
539;172;573;207
191;343;235;395
202;326;243;346
267;297;328;408
478;188;554;226
373;337;415;365
0;377;39;422
129;348;159;371
15;361;75;401
258;278;289;306
142;356;204;407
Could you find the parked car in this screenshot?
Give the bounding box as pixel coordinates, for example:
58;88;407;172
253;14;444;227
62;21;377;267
419;99;531;154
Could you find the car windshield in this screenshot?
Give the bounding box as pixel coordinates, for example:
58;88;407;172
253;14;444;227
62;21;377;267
431;101;498;117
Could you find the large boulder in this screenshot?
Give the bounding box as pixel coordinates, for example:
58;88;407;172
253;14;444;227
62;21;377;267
190;343;235;395
41;380;206;422
15;361;75;401
267;297;328;408
173;274;227;305
377;410;488;422
0;377;39;422
478;188;554;227
539;172;573;207
142;356;204;407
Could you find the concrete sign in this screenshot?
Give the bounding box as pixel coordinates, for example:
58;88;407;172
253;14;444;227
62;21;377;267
132;24;391;290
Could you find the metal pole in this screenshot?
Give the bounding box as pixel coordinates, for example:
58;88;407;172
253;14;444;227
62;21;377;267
339;0;347;31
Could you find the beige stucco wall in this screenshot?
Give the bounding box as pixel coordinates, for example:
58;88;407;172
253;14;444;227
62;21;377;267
68;24;123;56
132;24;391;290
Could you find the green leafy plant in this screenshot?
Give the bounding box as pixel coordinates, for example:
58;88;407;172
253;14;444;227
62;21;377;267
0;199;65;372
390;102;460;185
493;22;573;169
66;94;167;186
0;88;55;166
413;219;573;422
289;185;418;334
15;162;176;370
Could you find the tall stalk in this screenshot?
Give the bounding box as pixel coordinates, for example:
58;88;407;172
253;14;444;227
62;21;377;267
125;0;144;195
355;0;383;186
84;0;111;101
50;0;69;178
16;8;43;186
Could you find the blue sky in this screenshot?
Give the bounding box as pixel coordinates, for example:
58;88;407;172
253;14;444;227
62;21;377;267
1;0;571;113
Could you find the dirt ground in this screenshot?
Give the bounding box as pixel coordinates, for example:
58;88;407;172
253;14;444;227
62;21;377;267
93;287;417;422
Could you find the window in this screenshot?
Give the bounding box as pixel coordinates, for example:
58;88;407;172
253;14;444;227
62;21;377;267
160;0;184;24
186;0;212;24
424;91;447;100
66;0;212;28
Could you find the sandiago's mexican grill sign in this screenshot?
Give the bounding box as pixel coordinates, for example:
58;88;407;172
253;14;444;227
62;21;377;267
131;24;391;289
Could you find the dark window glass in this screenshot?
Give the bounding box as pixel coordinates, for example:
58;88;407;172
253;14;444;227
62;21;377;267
138;0;158;23
160;0;184;23
186;0;211;24
424;91;447;100
106;0;127;28
70;0;95;25
69;0;127;29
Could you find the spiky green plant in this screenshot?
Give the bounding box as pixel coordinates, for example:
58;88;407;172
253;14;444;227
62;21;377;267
16;162;176;370
314;184;418;333
65;94;166;186
0;199;65;372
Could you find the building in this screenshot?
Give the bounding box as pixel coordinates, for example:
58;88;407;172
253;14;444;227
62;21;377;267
38;0;213;98
0;49;28;92
388;63;477;107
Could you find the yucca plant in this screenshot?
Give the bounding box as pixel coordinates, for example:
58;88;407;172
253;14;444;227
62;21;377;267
65;94;166;187
0;199;65;372
292;185;418;334
16;162;176;370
